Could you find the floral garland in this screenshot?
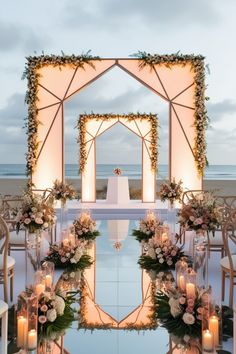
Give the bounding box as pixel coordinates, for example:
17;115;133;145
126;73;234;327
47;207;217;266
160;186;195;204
77;113;158;173
133;51;209;175
78;276;157;330
23;51;100;177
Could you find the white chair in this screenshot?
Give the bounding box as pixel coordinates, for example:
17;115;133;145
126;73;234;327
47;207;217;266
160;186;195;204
0;216;15;303
221;209;236;308
0;300;8;354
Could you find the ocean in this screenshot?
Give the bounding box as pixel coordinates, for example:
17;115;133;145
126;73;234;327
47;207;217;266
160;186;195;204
0;164;236;180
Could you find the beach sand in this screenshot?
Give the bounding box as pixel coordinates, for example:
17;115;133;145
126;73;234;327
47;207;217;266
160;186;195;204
0;178;235;198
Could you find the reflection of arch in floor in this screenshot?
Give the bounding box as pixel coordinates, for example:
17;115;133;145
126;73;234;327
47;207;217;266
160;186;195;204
79;243;157;330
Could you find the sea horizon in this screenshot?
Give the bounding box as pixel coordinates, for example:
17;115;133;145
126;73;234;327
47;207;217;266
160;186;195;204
0;163;236;180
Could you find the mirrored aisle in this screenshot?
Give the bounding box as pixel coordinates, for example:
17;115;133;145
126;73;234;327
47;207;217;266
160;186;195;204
63;219;170;354
4;212;234;354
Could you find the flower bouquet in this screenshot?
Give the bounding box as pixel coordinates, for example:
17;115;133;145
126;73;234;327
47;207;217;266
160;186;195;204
44;240;93;271
113;167;122;176
178;192;222;234
16;192;55;233
73;212;100;241
155;287;210;338
132;213;162;242
159;178;183;207
51;179;76;204
38;290;76;340
138;233;185;272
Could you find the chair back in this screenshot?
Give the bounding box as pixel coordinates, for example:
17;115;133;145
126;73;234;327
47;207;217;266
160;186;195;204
1;196;23;221
182;190;205;205
222;209;236;272
0;216;9;276
31;188;53;202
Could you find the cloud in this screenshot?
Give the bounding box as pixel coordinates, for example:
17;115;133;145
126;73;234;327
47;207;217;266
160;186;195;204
207;99;236;122
63;0;220;31
0;22;50;53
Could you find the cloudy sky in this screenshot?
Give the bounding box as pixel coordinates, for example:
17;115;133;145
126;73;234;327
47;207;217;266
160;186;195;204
0;0;236;167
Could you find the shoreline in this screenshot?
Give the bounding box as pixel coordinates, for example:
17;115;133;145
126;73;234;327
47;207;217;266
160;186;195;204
0;178;235;197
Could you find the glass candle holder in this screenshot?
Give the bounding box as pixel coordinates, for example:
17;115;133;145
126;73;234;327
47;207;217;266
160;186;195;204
185;268;197;299
34;270;46;297
175;258;188;292
17;291;38;351
193;242;208;288
41;261;55;292
208;301;222;350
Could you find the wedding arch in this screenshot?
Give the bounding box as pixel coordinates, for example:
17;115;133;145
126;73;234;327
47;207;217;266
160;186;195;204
77;113;158;202
24;52;207;203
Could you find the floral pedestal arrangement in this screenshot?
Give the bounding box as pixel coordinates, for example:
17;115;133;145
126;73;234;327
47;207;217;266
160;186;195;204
73;212;100;242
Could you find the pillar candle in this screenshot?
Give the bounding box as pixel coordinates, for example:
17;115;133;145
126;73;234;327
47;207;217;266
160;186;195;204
209;315;219;347
35;283;45;296
17;316;27;347
28;329;37;350
202;329;214;351
45;274;52;288
178;274;185;291
186;282;196;299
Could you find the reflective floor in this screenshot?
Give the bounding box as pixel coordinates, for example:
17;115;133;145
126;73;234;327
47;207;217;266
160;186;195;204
2;212;234;353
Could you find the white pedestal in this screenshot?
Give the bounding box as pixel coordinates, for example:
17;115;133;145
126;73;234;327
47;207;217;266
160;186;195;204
106;176;130;204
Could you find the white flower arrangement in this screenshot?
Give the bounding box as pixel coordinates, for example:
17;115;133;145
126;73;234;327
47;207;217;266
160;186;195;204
16;192;55;233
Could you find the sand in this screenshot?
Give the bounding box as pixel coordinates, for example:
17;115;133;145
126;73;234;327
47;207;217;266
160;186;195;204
0;178;235;198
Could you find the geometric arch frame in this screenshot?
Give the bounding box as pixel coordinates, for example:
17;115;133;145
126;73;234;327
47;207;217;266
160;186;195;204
78;114;158;203
27;56;203;202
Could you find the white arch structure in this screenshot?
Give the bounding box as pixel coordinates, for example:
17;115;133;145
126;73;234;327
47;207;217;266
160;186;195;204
30;58;203;203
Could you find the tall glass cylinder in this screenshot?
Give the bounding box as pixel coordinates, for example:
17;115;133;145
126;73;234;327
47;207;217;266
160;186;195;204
175;258;188;292
25;236;41;291
60;200;68;233
41;261;55;292
17;291;38;351
193;242;208;288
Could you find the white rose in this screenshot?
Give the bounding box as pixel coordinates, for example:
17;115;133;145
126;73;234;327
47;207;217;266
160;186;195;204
35;218;43;224
159;258;164;264
70;258;76;263
74;247;83;262
155;248;161;254
182;312;195;325
55;295;65;315
169;298;182;318
47;309;57;322
148;248;156;259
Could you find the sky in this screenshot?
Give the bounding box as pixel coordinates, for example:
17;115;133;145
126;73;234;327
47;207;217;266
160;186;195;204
0;0;236;166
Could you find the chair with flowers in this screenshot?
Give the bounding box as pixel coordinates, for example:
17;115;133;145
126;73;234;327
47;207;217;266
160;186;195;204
0;215;15;303
1;195;26;254
221;209;236;308
180;190;224;257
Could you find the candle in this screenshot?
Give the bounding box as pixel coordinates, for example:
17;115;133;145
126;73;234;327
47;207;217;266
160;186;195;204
68;233;75;246
161;232;168;243
45;274;52;288
186;282;196;299
35;283;45;296
28;329;37;350
63;238;69;246
178;274;185;291
202;329;214;351
209;315;219;347
17;316;27;347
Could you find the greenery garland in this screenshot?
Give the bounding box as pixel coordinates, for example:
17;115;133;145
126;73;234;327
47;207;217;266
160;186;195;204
78;276;157;330
77;113;158;174
132;51;209;175
23;51;100;177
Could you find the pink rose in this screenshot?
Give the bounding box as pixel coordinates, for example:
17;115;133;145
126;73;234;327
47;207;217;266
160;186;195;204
179;297;186;305
39;315;47;324
171;250;176;256
41;304;48;312
187;299;195;307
